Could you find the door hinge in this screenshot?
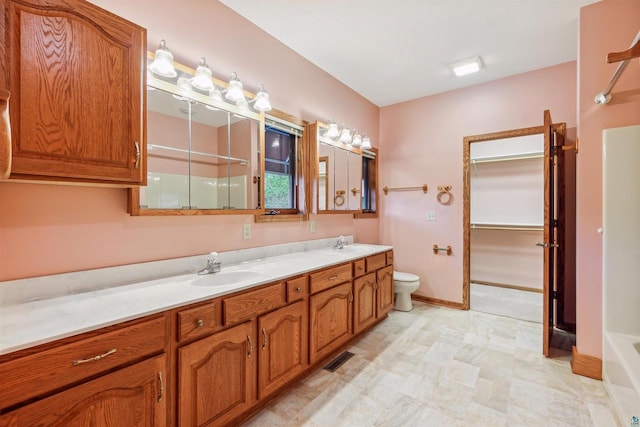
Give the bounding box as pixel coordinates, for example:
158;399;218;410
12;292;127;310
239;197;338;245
552;291;558;299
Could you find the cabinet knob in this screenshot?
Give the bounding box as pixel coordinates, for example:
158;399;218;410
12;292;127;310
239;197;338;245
196;319;204;327
296;287;302;292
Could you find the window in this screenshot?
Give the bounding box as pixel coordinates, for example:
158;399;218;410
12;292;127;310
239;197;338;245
257;114;306;221
357;148;378;218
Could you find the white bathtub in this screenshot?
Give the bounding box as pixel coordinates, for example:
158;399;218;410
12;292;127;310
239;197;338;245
603;332;640;425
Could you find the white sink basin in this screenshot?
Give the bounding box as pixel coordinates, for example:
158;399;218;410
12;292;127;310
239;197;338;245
190;270;264;287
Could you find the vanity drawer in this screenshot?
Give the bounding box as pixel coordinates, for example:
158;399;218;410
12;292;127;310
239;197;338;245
310;263;352;294
366;253;386;272
386;250;394;266
0;315;166;410
223;282;285;325
353;258;366;277
178;300;222;342
286;275;308;302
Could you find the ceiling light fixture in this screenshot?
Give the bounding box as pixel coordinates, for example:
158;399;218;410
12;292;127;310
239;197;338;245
191;58;214;92
149;40;177;78
451;56;483;77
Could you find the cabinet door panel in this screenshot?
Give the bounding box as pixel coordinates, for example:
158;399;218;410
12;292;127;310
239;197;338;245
377;266;394;316
178;321;256;427
309;282;353;364
6;0;145;184
354;273;377;333
0;355;166;426
258;301;307;399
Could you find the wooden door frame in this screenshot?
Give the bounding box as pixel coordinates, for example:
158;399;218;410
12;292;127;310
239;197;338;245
462;125;544;310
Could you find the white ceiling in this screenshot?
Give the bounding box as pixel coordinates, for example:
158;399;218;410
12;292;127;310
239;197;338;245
220;0;597;107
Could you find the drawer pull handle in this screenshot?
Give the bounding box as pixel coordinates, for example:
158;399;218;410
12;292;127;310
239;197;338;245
329;275;339;280
262;327;268;350
296;287;302;292
157;371;164;403
196;319;204;327
349;290;354;303
134;141;141;169
247;335;253;358
72;348;117;366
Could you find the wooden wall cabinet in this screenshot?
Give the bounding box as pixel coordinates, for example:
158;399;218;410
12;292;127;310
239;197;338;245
3;0;146;185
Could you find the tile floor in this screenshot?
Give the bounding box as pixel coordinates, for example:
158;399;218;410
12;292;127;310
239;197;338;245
243;303;618;427
470;283;543;323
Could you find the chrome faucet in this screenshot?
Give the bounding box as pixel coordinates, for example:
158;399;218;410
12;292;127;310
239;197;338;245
198;252;222;275
334;235;347;249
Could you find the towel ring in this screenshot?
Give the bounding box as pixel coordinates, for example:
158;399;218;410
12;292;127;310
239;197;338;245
437;185;453;205
334;190;346;207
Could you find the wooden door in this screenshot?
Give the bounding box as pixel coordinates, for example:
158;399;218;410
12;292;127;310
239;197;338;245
0;355;166;426
258;301;307;399
5;0;146;184
376;265;394;317
354;272;377;333
309;282;353;364
178;321;257;427
537;110;558;357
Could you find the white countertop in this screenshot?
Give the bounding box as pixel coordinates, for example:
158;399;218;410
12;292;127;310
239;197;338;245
0;241;392;355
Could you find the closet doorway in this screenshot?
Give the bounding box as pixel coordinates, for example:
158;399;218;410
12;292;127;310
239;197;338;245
463;111;573;357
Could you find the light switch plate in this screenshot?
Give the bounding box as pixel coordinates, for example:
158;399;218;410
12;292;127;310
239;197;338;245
310;221;316;233
243;223;251;239
427;211;437;221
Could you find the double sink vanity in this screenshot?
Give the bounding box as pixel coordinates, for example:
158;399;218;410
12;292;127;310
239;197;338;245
0;238;393;426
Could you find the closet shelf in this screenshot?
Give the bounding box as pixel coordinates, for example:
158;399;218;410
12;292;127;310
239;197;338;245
470;151;543;164
471;222;543;231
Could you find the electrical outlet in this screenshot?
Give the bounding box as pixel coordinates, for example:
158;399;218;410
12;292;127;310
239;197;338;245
427;211;437;221
310;221;316;233
243;223;251;239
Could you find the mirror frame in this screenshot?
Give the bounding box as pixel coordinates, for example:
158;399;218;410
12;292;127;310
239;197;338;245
128;52;265;216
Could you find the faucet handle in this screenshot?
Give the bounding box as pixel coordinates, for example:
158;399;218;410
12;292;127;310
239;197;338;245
208;252;218;261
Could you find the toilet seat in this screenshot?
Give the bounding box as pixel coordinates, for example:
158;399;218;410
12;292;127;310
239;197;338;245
394;271;419;282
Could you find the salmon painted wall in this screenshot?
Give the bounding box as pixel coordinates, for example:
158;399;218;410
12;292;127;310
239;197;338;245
0;0;379;281
379;62;577;303
576;0;640;358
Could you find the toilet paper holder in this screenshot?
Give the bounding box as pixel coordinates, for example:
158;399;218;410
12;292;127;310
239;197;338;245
433;245;452;255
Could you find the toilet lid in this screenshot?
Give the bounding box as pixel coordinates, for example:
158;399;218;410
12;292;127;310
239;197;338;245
394;271;419;282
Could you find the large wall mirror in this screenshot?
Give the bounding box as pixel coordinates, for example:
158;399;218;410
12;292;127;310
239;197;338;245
129;56;264;215
311;122;362;213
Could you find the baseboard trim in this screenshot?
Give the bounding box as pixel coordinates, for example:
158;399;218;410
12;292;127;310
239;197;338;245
411;294;466;310
571;346;602;380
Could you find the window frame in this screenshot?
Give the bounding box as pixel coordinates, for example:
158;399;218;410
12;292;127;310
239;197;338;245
255;110;309;223
355;147;379;219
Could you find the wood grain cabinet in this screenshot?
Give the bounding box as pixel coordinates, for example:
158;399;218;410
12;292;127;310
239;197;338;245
377;265;394;317
354;272;378;333
309;281;353;364
258;300;308;399
3;0;146;184
178;321;257;427
0;355;167;427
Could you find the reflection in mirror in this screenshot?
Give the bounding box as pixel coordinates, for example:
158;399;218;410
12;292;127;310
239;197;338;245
333;147;348;210
348;151;362;210
139;85;262;212
318;156;329;210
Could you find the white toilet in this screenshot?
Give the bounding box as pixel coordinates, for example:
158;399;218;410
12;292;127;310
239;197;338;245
393;271;420;311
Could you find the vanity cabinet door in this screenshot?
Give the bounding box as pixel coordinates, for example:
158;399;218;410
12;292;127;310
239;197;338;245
258;300;308;399
5;0;146;184
353;272;377;334
178;321;257;427
0;355;167;427
309;281;353;364
377;265;394;317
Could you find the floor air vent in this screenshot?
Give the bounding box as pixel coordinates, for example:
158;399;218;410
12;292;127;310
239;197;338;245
323;351;355;372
